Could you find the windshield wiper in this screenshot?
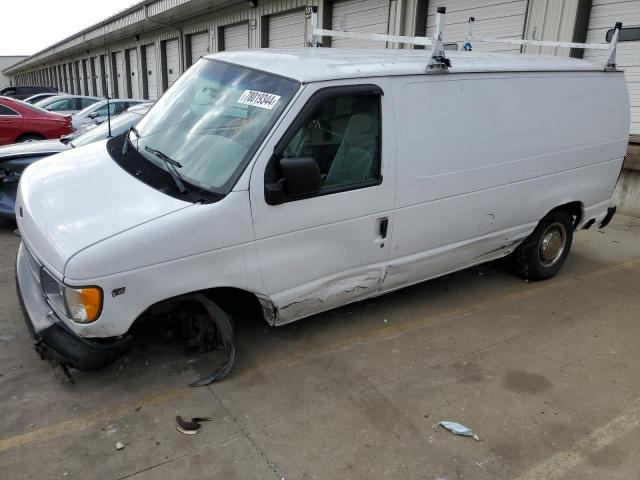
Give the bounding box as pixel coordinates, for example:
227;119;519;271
144;145;187;193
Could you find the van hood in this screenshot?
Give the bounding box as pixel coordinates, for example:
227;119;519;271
16;140;191;278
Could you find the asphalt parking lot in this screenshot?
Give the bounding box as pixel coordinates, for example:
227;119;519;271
1;216;640;479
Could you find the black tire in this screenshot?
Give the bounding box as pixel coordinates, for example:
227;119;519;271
511;209;574;281
16;134;44;142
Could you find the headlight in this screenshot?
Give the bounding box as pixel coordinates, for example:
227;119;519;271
41;269;103;323
65;286;103;323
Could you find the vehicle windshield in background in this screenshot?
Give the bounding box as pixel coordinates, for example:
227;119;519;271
71;110;142;147
131;59;299;193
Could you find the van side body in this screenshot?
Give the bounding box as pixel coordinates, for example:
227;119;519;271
384;70;628;291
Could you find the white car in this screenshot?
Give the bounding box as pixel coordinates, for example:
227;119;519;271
14;48;628;383
34;94;102;116
71;99;150;130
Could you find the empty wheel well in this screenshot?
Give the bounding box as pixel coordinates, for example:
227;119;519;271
549;201;583;230
136;287;268;330
203;287;266;324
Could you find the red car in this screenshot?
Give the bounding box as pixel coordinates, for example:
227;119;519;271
0;97;74;146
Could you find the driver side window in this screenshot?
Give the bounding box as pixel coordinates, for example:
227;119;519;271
283;92;381;192
95;104;117;117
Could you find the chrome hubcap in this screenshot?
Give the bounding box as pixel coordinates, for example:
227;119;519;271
538;222;567;268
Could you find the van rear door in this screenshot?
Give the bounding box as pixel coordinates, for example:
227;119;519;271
250;80;396;324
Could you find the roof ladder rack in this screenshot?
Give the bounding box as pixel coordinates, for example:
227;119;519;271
306;5;623;73
466;17;622;71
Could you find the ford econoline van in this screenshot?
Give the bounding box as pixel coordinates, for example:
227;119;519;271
14;48;628;381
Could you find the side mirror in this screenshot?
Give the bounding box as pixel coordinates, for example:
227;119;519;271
89;111;99;119
606;26;640;42
265;157;321;205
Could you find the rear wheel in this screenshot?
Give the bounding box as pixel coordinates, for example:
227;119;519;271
16;134;44;142
511;210;574;281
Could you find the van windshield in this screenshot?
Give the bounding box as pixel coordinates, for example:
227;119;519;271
130;59;299;193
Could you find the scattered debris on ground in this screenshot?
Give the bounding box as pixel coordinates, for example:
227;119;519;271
438;421;480;441
176;415;211;435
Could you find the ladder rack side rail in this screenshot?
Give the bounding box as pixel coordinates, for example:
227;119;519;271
309;30;611;51
470;36;610;50
312;29;434;47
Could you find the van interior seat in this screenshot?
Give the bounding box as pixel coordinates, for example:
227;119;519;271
325;113;377;188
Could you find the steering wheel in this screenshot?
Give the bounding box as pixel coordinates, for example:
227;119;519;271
226;117;249;135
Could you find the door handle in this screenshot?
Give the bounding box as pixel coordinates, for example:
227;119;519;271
378;217;388;239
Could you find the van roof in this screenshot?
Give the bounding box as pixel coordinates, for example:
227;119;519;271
209;49;605;83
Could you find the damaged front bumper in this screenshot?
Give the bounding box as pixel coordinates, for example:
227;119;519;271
15;242;132;371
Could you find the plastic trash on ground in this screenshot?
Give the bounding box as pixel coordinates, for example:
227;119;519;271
439;421;480;441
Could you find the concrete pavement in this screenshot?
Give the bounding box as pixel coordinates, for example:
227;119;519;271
1;216;639;479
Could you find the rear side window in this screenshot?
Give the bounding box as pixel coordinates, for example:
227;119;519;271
45;98;75;111
0;105;19;116
282;92;381;192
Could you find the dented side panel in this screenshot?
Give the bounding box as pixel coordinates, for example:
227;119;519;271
249;78;397;324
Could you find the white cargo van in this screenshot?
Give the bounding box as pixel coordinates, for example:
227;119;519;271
14;46;629;382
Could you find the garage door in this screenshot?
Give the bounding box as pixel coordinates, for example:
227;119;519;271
113;51;125;98
67;63;75;94
127;48;140;98
58;65;65;92
331;0;390;49
584;0;640;135
143;44;157;100
89;58;97;96
224;22;249;51
81;59;88;94
269;9;306;48
75;61;82;94
165;38;180;89
190;32;210;65
99;54;109;97
425;0;528;53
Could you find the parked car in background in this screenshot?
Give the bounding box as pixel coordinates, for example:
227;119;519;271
34;95;101;116
0;85;57;100
23;92;61;104
72;98;150;130
0;103;151;223
0;96;73;146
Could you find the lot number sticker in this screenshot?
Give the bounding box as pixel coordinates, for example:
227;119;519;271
238;90;281;110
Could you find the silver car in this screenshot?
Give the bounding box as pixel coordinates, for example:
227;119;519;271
34;94;102;116
72;98;150;130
